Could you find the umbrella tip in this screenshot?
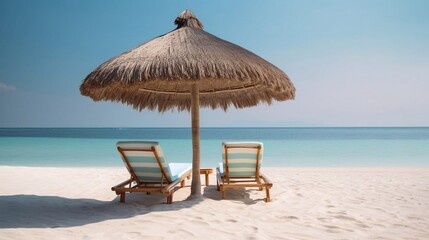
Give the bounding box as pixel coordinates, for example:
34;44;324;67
174;9;204;30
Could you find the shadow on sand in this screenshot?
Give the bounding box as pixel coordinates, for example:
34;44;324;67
0;191;201;229
202;185;267;205
0;185;266;229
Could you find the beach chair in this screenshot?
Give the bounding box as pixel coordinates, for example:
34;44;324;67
112;141;192;204
216;142;273;202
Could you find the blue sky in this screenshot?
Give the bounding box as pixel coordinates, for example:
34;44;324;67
0;0;428;127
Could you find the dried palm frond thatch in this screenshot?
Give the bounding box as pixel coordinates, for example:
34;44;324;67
80;10;295;112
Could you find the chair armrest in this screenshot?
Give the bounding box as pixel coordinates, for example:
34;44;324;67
111;179;133;190
260;173;273;187
162;178;183;193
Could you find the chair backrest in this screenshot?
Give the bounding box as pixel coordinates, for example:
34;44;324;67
222;142;263;178
116;141;173;183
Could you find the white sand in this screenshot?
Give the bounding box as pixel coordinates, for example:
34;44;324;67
0;166;428;240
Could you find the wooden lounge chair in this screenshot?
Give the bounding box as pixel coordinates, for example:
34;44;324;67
112;141;192;204
216;142;273;202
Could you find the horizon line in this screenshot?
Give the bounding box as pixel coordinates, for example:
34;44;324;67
1;126;428;129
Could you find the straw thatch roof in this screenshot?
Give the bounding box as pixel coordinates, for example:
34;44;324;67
80;10;295;112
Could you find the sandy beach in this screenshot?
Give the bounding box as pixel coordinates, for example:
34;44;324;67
0;166;428;240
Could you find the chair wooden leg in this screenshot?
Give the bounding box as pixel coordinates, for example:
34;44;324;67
167;194;173;204
120;193;125;203
265;187;271;202
221;188;225;199
258;179;263;191
181;179;185;188
205;173;210;186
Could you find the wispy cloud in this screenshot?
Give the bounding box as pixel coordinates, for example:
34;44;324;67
0;82;16;91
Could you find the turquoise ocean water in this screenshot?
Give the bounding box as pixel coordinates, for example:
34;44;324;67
0;128;428;167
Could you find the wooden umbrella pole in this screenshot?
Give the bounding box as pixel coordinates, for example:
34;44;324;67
190;83;202;196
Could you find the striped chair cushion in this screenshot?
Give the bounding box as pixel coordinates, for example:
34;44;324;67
222;142;263;177
116;141;173;183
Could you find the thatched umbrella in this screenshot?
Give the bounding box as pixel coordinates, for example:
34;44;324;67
80;10;295;197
